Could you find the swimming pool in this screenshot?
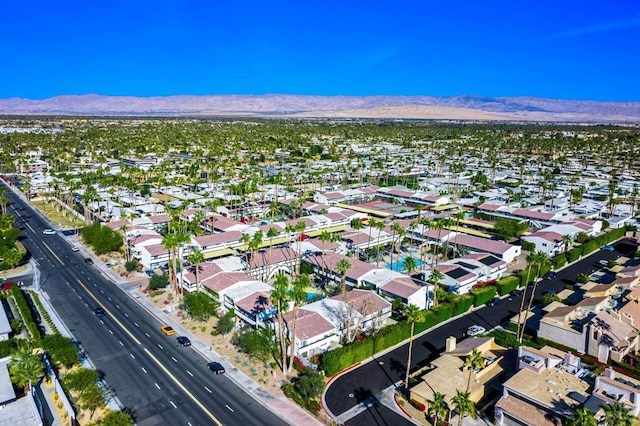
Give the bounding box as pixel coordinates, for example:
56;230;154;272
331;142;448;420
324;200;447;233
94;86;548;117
386;257;423;272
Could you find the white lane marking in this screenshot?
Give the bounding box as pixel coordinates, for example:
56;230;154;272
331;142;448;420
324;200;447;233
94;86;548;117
100;290;104;294
119;341;124;346
108;297;112;301
154;382;161;390
204;386;212;393
84;302;88;307
108;329;114;334
225;405;234;412
130;353;135;359
158;344;164;350
186;370;193;377
171;356;178;363
145;333;150;338
141;367;147;373
115;304;120;309
170;400;177;409
93;284;97;287
99;320;104;324
124;313;129;318
134;322;139;327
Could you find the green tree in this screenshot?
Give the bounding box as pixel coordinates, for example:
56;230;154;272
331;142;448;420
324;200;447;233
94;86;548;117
294;369;325;400
288;273;310;371
403;255;418;276
9;348;44;393
427;391;449;425
336;258;352;301
494;217;528;240
429;269;445;307
232;328;275;363
404;304;423;390
181;292;218;321
98;409;134;426
148;273;169;290
62;368;99;393
216;311;235;336
567;407;597;426
452;389;475;426
463;349;484;392
187;249;205;292
519;251;549;342
600;401;634;426
271;273;290;373
79;383;106;420
42;333;79;368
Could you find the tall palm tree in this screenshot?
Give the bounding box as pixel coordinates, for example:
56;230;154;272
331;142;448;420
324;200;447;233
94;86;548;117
336;258;352;301
519;251;549;342
374;219;386;267
9;348;44;393
287;273;310;371
600;401;634;426
294;221;306;276
429;268;445;308
452;389;475;426
516;250;536;342
562;234;573;254
464;349;484;392
427;391;449;426
271;273;290;373
366;218;378;262
265;226;279;281
161;233;180;294
567;407;597;426
403;255;418;277
187;249;205;293
403;304;422;390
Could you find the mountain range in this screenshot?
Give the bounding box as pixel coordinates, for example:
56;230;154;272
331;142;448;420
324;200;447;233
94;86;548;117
1;94;639;123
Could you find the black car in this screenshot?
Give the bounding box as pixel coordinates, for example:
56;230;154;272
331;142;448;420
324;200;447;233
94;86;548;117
543;271;557;280
84;258;94;265
510;289;523;298
94;307;106;317
487;297;501;307
208;362;225;375
177;336;191;347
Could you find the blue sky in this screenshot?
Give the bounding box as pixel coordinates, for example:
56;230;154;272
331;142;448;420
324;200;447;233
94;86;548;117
1;1;639;101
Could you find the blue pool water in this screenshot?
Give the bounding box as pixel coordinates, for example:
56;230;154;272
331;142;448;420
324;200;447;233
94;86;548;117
386;257;423;272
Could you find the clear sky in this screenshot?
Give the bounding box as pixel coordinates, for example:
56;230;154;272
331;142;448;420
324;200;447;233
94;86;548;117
2;0;639;101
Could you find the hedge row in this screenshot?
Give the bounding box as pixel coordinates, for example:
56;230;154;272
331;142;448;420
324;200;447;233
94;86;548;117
471;286;497;307
551;227;626;268
30;291;59;334
8;284;41;342
496;276;519;296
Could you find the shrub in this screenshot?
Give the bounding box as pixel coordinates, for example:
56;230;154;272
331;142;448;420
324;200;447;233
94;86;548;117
567;247;582;263
148;273;169;290
294;368;325;399
43;334;79;368
81;223;123;255
471;286;497;307
8;284;41;342
553;253;567;269
521;240;536;252
576;272;590;284
496;276;519;296
181;292;219;321
451;294;474;316
124;260;141;272
431;303;452;324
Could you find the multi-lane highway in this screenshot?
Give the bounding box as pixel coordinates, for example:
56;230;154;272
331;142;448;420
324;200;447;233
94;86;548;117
3;181;287;426
324;236;638;425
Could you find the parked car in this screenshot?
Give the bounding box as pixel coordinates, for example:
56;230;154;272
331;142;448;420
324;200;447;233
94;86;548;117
467;325;486;336
602;245;615;251
486;297;501;307
71;245;80;252
42;229;56;235
598;260;609;267
161;325;176;336
177;336;191;347
510;289;523;298
207;362;225;375
543;271;557;280
145;269;155;276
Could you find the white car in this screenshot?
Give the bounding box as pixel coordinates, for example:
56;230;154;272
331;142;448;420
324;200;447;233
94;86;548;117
71;246;80;252
42;229;56;235
467;325;486;337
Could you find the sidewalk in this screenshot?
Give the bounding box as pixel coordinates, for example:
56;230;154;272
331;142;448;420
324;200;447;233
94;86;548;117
120;282;322;426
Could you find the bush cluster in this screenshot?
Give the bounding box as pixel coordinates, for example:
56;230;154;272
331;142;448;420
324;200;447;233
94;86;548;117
30;291;59;334
81;223;123;255
7;284;41;342
496;276;519;296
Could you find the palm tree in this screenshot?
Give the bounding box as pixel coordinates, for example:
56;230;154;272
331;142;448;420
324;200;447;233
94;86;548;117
187;249;205;293
567;407;597;426
336;258;352;301
265;226;279;281
271;273;290;373
428;268;445;308
9;348;44;393
366;218;378;261
451;389;475;426
287;273;310;371
519;251;549;342
403;304;422;390
562;234;573;254
464;349;484;392
427;391;449;426
374;219;386;267
294;220;306;276
600;401;634;426
161;233;180;294
403;255;418;277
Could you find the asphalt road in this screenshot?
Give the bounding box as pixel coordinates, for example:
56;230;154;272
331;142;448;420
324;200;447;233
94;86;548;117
3;182;286;426
325;236;639;424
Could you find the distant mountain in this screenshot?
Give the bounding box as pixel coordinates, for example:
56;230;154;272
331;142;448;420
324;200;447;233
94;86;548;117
1;94;639;122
